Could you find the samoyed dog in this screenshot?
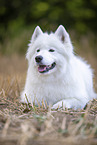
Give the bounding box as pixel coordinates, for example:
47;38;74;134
21;25;96;109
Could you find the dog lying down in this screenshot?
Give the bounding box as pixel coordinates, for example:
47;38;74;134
21;25;96;109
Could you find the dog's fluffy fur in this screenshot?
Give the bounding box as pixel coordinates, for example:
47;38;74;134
21;25;96;109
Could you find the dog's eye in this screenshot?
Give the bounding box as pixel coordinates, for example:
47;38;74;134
37;49;40;52
49;49;55;52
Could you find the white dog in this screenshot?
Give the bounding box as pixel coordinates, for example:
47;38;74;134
21;25;96;109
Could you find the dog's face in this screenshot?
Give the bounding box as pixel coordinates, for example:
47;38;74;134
34;47;57;74
26;25;73;75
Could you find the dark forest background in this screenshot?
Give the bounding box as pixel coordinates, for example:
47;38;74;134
0;0;97;55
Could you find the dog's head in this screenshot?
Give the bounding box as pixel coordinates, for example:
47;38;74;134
26;25;74;75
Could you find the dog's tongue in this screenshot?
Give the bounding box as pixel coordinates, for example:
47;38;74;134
38;65;47;72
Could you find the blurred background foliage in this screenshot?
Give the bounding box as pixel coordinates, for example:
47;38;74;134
0;0;97;55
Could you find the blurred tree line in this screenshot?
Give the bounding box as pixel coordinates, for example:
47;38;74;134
0;0;97;54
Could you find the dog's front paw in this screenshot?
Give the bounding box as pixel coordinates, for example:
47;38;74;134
52;100;71;109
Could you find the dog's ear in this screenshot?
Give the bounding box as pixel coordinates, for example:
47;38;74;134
55;25;69;43
31;26;43;42
55;25;73;57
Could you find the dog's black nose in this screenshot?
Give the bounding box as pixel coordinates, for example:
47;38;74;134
35;55;43;63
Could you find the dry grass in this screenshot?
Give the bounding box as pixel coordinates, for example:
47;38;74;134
0;55;97;145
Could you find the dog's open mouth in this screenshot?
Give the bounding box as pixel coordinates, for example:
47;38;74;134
38;62;56;73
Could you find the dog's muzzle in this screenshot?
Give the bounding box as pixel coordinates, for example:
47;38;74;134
35;55;56;73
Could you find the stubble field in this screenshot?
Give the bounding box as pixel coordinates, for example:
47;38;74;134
0;55;97;145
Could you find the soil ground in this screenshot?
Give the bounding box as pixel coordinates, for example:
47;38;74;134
0;55;97;145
